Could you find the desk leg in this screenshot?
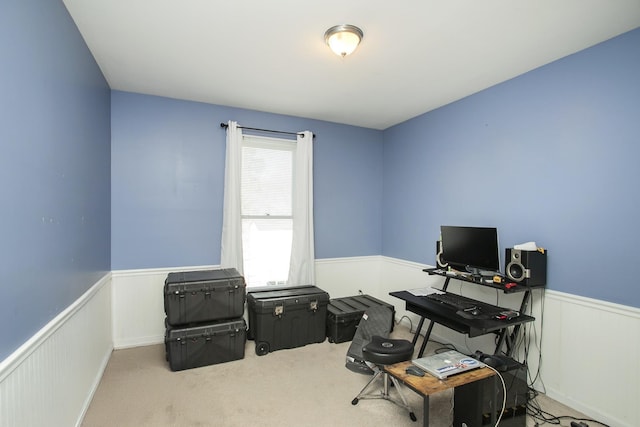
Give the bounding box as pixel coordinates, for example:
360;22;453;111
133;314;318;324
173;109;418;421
412;317;425;346
494;328;508;355
494;325;520;357
418;320;435;358
422;395;429;427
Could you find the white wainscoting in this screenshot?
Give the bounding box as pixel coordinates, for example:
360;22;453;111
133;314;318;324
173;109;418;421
540;291;640;427
315;256;383;298
0;274;112;427
111;257;639;427
111;265;217;349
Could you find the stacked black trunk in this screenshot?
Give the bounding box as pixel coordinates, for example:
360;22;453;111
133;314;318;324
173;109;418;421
164;268;247;371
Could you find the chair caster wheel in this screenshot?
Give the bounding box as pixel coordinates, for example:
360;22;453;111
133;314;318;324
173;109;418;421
409;412;417;422
351;398;359;405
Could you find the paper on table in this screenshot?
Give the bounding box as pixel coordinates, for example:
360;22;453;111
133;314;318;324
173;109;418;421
408;287;432;296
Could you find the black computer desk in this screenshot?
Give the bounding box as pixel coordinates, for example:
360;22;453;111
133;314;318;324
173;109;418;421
391;270;537;357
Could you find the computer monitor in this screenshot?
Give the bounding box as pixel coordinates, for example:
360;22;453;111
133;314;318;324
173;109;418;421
440;226;500;276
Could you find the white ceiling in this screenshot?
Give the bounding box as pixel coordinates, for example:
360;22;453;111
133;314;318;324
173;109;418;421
63;0;640;130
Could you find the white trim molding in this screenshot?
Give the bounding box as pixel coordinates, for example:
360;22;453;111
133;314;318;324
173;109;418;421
0;273;113;427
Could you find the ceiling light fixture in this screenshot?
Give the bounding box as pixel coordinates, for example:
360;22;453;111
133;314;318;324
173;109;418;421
324;24;363;58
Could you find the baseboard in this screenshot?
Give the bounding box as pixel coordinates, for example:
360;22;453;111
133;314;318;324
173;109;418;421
0;273;113;427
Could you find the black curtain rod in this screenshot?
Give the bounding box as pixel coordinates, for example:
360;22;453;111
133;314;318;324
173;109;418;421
220;122;314;139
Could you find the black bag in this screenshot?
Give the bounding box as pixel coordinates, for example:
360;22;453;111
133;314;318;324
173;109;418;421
326;294;395;343
345;305;394;375
164;268;245;326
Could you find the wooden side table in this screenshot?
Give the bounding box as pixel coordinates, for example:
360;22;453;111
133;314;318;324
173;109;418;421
385;361;496;427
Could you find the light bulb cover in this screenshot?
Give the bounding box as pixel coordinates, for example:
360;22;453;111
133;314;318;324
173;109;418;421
324;24;363;57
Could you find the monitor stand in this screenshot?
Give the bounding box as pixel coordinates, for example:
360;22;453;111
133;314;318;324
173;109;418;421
466;267;483;281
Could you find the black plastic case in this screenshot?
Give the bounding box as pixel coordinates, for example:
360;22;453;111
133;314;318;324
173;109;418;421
165;318;246;371
247;285;330;355
164;268;246;326
453;358;528;427
326;294;396;343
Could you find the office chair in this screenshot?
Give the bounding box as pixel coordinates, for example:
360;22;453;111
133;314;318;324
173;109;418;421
348;307;417;422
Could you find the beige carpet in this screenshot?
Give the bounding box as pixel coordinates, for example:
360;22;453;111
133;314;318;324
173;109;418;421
82;325;587;427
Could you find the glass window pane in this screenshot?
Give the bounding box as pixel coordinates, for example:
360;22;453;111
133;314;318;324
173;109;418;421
241;218;292;287
241;145;292;216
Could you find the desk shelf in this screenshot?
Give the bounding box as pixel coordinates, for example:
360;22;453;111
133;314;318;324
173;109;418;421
422;267;544;293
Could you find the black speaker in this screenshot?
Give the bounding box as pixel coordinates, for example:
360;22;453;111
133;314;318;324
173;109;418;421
505;248;547;286
454;360;528;427
436;240;448;269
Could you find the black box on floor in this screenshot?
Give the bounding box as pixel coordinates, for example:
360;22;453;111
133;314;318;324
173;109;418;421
247;285;329;355
164;268;245;326
453;359;528;427
326;294;395;343
165;318;246;371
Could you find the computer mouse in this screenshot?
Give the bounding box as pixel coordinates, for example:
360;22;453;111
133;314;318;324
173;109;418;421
456;309;479;319
405;365;425;377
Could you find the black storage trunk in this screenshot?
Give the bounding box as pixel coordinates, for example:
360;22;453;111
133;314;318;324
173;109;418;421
165;318;246;371
164;268;245;326
326;294;396;343
247;286;330;356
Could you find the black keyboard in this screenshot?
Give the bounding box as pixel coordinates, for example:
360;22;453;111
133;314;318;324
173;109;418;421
425;292;478;310
425;292;505;316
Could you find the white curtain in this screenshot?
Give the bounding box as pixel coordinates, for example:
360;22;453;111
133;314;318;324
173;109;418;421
287;131;315;286
220;121;244;273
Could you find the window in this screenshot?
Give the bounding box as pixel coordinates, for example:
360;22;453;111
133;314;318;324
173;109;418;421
241;136;295;287
221;122;314;289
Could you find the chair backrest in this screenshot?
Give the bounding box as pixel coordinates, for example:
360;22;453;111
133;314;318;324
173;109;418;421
345;305;394;374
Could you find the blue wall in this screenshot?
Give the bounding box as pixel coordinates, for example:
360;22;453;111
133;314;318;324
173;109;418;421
111;92;383;269
0;1;111;360
382;29;640;308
